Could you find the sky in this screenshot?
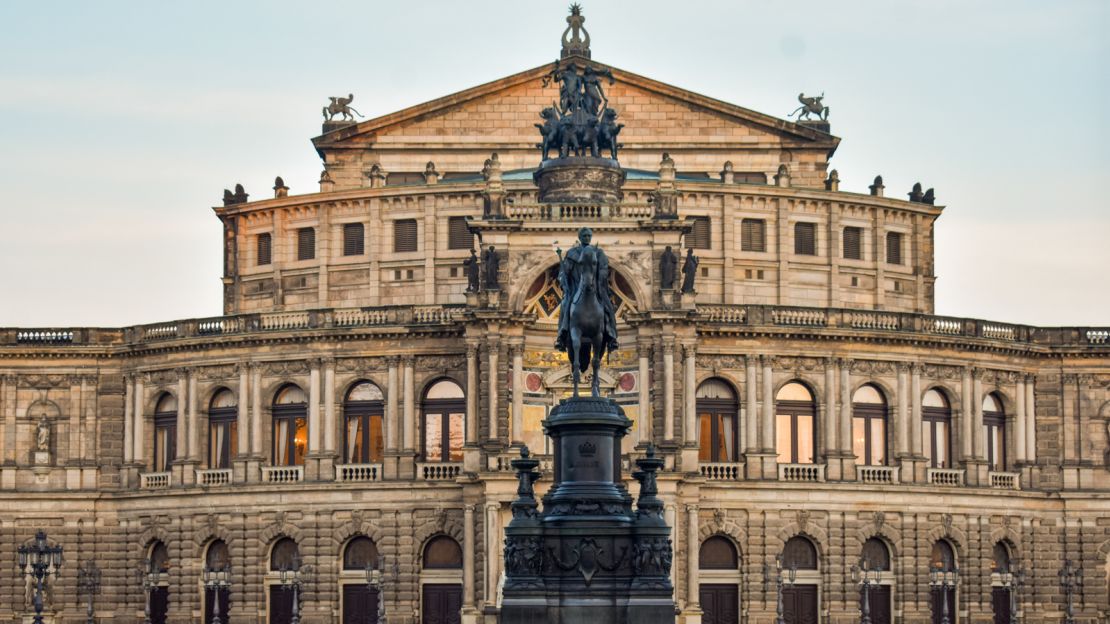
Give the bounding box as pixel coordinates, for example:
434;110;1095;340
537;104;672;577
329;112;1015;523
0;0;1107;328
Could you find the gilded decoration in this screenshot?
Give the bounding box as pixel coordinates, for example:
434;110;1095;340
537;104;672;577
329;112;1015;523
523;265;637;322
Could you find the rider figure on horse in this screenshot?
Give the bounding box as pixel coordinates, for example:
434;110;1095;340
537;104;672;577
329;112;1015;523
555;227;619;354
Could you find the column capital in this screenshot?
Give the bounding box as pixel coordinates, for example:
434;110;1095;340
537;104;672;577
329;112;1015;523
173;367;188;379
636;336;654;350
400;355;416;368
969;366;981;380
385;355;401;368
1023;372;1036;384
464;503;476;514
910;362;924;375
309;357;324;371
321;357;336;368
897;361;911;374
835;357;851;369
759;354;773;369
686;504;699;513
484;501;500;512
508;341;524;358
682;342;697;359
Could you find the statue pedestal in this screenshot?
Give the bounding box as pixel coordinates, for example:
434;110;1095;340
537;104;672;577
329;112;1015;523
466;291;481;307
33;451;50;466
533;157;625;204
484;289;502;309
680;291;697;310
501;398;675;624
659;289;676;309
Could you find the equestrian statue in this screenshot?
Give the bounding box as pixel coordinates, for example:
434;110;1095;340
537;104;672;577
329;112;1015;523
554;227;619;397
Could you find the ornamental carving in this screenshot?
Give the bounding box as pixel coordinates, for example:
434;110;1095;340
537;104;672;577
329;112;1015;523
263;361;310;377
417;355;466;371
505;536;545;576
17;374;71;389
199;365;237;382
549;537;627;586
698;354;746;370
777;356;823;373
850;360;896;375
336;358;386;374
922;364;961;380
630;537;672;576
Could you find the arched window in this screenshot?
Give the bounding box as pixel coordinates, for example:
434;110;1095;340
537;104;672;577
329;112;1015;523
991;542;1012;574
776;382;816;464
343;536;380;570
272;384;307;466
270;537;300;571
205;539;230;571
422;380;465;463
697;379;739;463
852;384;887;466
423;535;463;569
208;388;237;469
153;393;177;473
699;536;739;569
923;389;952;469
782;536;819;570
930;540;956;571
983;393;1006;470
149;541;170;572
861;537;891;571
344;382;384;464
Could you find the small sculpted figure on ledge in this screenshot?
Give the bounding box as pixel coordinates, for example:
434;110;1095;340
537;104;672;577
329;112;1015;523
463;249;480;293
681;248;699;294
482;246;500;290
659;246;677;290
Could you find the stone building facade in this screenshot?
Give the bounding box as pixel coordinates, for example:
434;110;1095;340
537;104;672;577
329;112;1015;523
1;11;1108;624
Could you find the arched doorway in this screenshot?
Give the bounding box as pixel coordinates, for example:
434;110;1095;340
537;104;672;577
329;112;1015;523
860;537;893;624
781;536;819;624
990;541;1014;624
341;535;381;623
699;536;741;624
268;537;301;624
147;541;170;624
421;535;463;624
203;539;230;624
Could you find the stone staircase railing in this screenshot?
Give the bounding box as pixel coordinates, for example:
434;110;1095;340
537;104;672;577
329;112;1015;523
417;462;463;481
699;462;744;481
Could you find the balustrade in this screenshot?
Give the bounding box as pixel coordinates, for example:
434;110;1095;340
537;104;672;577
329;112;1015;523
417;462;462;481
260;311;310;331
195;469;232;486
848;311;900;331
701;306;747;324
699;462;744;480
778;463;825;482
926;468;965;487
336;463;383;482
771;308;827;327
988;471;1021;490
857;465;899;485
261;465;304;483
139;472;171;489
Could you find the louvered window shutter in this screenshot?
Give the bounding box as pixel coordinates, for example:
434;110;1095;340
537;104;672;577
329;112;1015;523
794;222;817;255
343;223;365;256
297;228;315;261
691;216;711;249
394;219;418;253
843;227;862;260
886;232;903;265
257;233;272;266
447;216;473;250
741;219;766;252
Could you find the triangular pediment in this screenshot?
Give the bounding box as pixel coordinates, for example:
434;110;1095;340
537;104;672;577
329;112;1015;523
312;59;838;165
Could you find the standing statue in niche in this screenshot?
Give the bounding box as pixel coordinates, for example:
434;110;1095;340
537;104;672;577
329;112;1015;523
681;248;699;294
482;246;500;290
36;417;50;452
659;246;677;290
554;227;619;397
463;249;481;292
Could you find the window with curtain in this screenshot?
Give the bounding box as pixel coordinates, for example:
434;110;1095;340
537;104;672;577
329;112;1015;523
886;231;904;265
153;393;177;472
741;218;766;252
207;389;238;469
272;385;307;466
344;382;384;464
422;379;465;462
297;227;316;261
922;389;952;468
343;222;365;256
775;382;816;464
842;226;862;260
257;233;272;266
852;384;888;466
983;393;1006;470
794;222;817;255
696;378;739;463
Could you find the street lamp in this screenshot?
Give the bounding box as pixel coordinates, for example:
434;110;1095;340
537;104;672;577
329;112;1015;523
929;561;959;624
135;557;165;624
851;558;882;624
76;559;102;624
763;555;797;624
17;529;64;624
1059;559;1083;624
364;557;386;623
202;562;232;624
278;553;307;624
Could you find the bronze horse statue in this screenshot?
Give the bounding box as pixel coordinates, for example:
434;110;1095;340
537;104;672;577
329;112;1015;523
565;245;609;397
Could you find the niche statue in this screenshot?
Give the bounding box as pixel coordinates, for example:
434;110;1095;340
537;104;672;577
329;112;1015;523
659;246;677;290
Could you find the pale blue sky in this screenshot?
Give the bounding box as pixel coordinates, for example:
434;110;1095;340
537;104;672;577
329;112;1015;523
0;1;1106;327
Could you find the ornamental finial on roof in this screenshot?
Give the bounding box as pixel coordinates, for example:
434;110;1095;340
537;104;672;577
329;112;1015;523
561;4;591;58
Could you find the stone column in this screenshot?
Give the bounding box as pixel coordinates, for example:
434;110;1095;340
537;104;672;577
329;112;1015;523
488;339;500;441
308;361;321;454
761;356;774;455
510;341;524;446
745;356;758;455
910;364;923;482
686;504;700;610
133;376;145;464
823;360;836;462
1014;378;1026;464
463;504;476;611
385;357;400;479
403;356;415;452
972;370;984;461
960;367;973;462
665;504;678;591
176;372;188;467
124;375;134;464
637;339;652;445
251;364;262;459
466;341;479;445
663;338;675;441
187;370;198;461
484;502;500;607
683;343;697;445
839;361;852;480
896;363;909;458
1024;376;1036;462
237;365;250;458
324;359;336;454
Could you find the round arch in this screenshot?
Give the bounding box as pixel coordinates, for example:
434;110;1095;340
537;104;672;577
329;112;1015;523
514;261;644;320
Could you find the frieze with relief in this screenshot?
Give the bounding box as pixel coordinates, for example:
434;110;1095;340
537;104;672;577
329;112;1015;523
698;354;746;371
850;360;896;376
417;355;467;371
777;356;824;374
336;358;387;374
922;364;961;380
199;365;237;382
262;361;311;377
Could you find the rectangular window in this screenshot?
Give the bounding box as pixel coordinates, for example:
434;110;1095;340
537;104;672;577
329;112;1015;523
386;172;424;185
447;216;473;250
257;233;272;266
297;227;315;261
393;219;418;253
154;416;176;472
208;419;238;469
690;216;711;249
741;219;766;252
794;222;817;255
886;231;904;265
843;226;862;260
343;223;365;256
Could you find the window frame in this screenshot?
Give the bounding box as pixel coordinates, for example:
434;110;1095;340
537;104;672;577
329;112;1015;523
886;231;904;265
343;387;384;464
257;232;272;266
153;398;177;473
852;388;888;466
842;226;863;261
422;381;465;463
922;391;952;469
697;396;739;463
208;401;238;470
776;390;817;465
296;227;316;261
272;388;308;467
794;222;817;256
394;219;418;253
740;218;766;252
342;222;365;257
447;216;474;250
983;396;1006;470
